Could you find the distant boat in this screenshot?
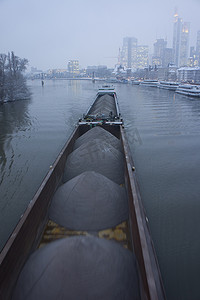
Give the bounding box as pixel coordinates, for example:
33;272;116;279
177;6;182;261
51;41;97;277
120;79;128;84
140;79;158;87
175;84;200;97
131;80;141;85
158;81;179;91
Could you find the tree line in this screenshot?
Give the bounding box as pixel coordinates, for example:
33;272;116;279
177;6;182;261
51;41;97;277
0;52;30;104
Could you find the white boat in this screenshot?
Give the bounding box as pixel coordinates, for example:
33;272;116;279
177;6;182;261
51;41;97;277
140;79;158;87
159;81;179;91
175;84;200;97
131;80;141;85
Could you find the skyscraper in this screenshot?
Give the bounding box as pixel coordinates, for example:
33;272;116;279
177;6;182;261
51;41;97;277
188;46;198;67
137;45;149;69
196;31;200;54
121;37;138;69
154;39;167;58
173;11;190;67
196;30;200;66
152;39;167;66
120;37;148;70
179;22;190;67
173;11;182;66
162;48;173;67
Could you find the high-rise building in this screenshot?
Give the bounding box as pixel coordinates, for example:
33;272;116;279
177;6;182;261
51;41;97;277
173;11;182;66
152;56;162;67
196;31;200;54
154;39;167;59
162;48;173;67
179;22;190;67
173;11;190;67
196;31;200;66
121;37;138;69
68;60;79;76
190;46;196;57
152;39;167;67
137;45;149;69
120;37;148;70
188;46;198;67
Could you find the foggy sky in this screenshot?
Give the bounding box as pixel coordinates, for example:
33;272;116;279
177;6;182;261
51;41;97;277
0;0;199;70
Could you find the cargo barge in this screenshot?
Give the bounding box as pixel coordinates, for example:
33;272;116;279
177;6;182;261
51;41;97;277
0;86;166;300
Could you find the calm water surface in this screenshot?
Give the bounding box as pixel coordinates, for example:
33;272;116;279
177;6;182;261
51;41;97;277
0;80;200;299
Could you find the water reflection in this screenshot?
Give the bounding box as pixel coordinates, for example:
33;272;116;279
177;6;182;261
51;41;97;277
68;79;81;96
0;100;31;181
0;80;94;251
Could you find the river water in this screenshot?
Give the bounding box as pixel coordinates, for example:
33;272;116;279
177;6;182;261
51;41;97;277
0;79;200;299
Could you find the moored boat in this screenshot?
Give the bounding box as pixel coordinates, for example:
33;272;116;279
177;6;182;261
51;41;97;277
175;84;200;97
132;80;141;85
158;81;179;91
0;86;166;300
140;79;158;87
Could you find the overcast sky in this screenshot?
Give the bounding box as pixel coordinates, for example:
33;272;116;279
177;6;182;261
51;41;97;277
0;0;199;70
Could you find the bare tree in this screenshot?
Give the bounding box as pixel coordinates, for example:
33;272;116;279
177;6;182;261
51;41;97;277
0;52;30;103
0;54;7;103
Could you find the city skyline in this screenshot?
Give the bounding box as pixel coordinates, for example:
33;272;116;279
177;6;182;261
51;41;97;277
0;0;200;70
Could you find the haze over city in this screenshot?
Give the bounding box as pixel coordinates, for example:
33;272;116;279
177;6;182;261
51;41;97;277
0;0;200;70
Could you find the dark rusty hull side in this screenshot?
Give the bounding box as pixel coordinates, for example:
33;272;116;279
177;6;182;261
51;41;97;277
0;124;166;300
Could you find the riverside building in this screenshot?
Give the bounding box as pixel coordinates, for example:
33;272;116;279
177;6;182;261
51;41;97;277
68;60;80;76
177;67;200;83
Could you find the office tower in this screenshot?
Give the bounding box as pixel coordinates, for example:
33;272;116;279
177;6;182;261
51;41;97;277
162;48;173;67
152;39;167;66
173;11;190;67
120;37;149;70
137;45;149;69
190;46;195;57
196;31;200;53
188;46;198;67
68;60;79;75
121;37;138;69
154;39;167;60
196;31;200;66
173;11;182;66
152;56;162;67
179;22;190;67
